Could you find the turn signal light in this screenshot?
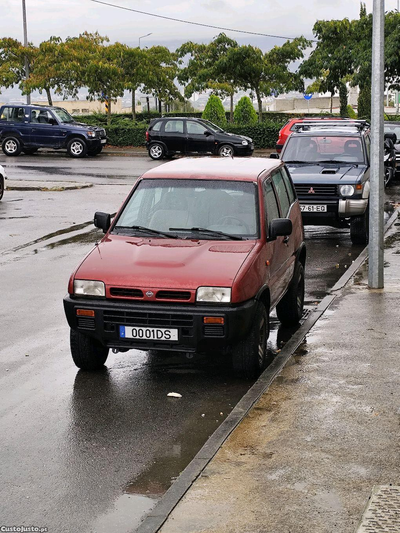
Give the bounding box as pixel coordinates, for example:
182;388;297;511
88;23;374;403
203;317;224;325
356;184;363;190
76;309;95;317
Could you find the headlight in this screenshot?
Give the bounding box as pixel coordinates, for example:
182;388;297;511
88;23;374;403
74;280;105;297
340;185;355;197
87;131;96;138
241;140;248;146
196;287;231;303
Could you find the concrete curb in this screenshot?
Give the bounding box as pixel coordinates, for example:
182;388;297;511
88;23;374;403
134;209;400;533
6;180;93;191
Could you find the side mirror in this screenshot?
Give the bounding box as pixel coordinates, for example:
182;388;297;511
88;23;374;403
204;130;212;136
270;153;279;159
268;218;292;241
94;212;111;233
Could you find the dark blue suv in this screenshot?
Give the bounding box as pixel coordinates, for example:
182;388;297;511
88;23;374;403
0;104;107;157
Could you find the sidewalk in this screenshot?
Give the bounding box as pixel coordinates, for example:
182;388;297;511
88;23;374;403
142;219;400;533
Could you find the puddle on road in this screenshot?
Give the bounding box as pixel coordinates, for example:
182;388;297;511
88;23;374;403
42;228;102;249
90;493;156;533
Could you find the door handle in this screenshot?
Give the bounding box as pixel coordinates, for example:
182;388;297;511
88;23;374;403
283;236;290;244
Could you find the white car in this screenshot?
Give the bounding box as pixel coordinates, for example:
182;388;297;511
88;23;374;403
0;164;6;200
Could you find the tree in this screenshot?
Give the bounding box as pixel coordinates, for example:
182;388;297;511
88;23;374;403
177;33;241;121
222;38;310;122
142;46;181;113
202;94;227;128
234;96;257;125
121;46;147;120
0;38;30;93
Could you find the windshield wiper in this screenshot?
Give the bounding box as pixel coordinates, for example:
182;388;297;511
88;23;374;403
284;160;311;164
113;225;178;238
169;227;244;240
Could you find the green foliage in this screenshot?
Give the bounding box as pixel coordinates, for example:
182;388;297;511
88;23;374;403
202;94;227;128
233;96;257;125
358;84;371;120
347;105;357;118
105;124;147;146
226;122;281;149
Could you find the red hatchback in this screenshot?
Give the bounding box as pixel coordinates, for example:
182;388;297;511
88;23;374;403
64;158;306;378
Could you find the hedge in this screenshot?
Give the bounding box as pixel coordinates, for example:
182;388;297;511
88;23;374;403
106;125;147;146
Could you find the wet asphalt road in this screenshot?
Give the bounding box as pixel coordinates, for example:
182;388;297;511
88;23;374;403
1;152;399;533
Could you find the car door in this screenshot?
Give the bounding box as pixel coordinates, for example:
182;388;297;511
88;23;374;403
270;168;296;301
161;119;185;153
30;109;66;148
0;106;32;145
186;120;215;153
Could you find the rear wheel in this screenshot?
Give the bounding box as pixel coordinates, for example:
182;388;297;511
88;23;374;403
2;136;22;156
67;138;88;158
149;143;165;160
232;302;269;379
350;206;369;245
70;329;109;371
218;144;234;157
276;263;305;327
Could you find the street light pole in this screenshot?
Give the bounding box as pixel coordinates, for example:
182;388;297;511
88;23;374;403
138;33;152;48
397;0;400;114
368;0;385;289
22;0;31;104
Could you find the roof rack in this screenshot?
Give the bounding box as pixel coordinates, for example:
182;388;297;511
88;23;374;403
293;120;370;132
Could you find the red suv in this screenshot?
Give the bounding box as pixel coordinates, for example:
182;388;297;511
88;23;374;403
276;117;358;153
63;158;306;378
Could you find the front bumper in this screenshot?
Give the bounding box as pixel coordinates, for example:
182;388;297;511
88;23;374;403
86;137;107;149
299;197;368;226
63;296;258;353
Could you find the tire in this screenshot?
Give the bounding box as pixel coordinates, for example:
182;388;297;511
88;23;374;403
350;206;369;245
88;145;103;156
67;138;88;158
22;148;38;155
148;143;165;160
2;136;22;156
0;175;4;201
276;263;305;327
218;144;234;157
232;301;269;379
70;329;109;371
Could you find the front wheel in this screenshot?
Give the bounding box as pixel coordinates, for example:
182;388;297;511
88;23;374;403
218;144;234;157
70;329;109;371
276;263;305;327
232;302;269;379
2;137;22;156
67;138;88;158
149;143;165;160
350;207;369;245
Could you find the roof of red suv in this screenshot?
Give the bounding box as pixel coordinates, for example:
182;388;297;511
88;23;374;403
141;157;282;182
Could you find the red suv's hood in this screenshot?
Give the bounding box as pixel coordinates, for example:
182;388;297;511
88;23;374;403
75;235;256;290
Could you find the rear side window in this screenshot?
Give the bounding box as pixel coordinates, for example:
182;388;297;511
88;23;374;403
151;121;162;132
280;166;296;204
263;180;280;225
164;120;184;133
272;170;290;217
0;107;25;122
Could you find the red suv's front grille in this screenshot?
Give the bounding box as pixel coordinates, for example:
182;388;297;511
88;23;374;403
156;290;191;301
110;288;143;298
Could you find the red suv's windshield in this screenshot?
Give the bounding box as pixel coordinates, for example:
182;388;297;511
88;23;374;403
114;179;259;239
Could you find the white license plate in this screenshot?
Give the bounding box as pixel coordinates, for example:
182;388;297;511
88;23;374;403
101;139;107;144
119;326;178;341
300;204;327;212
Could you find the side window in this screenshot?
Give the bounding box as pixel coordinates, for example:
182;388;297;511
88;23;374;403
263;180;280;226
272;170;290;217
280;166;296;204
34;109;53;125
187;121;208;135
164;120;184;133
151;121;161;132
364;135;371;161
0;107;25;122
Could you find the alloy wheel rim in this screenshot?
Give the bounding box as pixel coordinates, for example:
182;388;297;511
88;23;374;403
71;142;83;155
220;147;233;157
151;145;162;158
5;140;17;153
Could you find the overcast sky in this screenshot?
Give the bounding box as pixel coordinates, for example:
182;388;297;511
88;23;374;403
3;0;395;52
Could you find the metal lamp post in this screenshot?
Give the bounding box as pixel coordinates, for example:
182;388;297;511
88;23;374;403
139;33;152;49
22;0;31;104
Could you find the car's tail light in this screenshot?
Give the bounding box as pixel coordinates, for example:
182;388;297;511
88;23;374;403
145;131;149;142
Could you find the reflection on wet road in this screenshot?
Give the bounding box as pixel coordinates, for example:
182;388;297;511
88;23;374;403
1;155;399;532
